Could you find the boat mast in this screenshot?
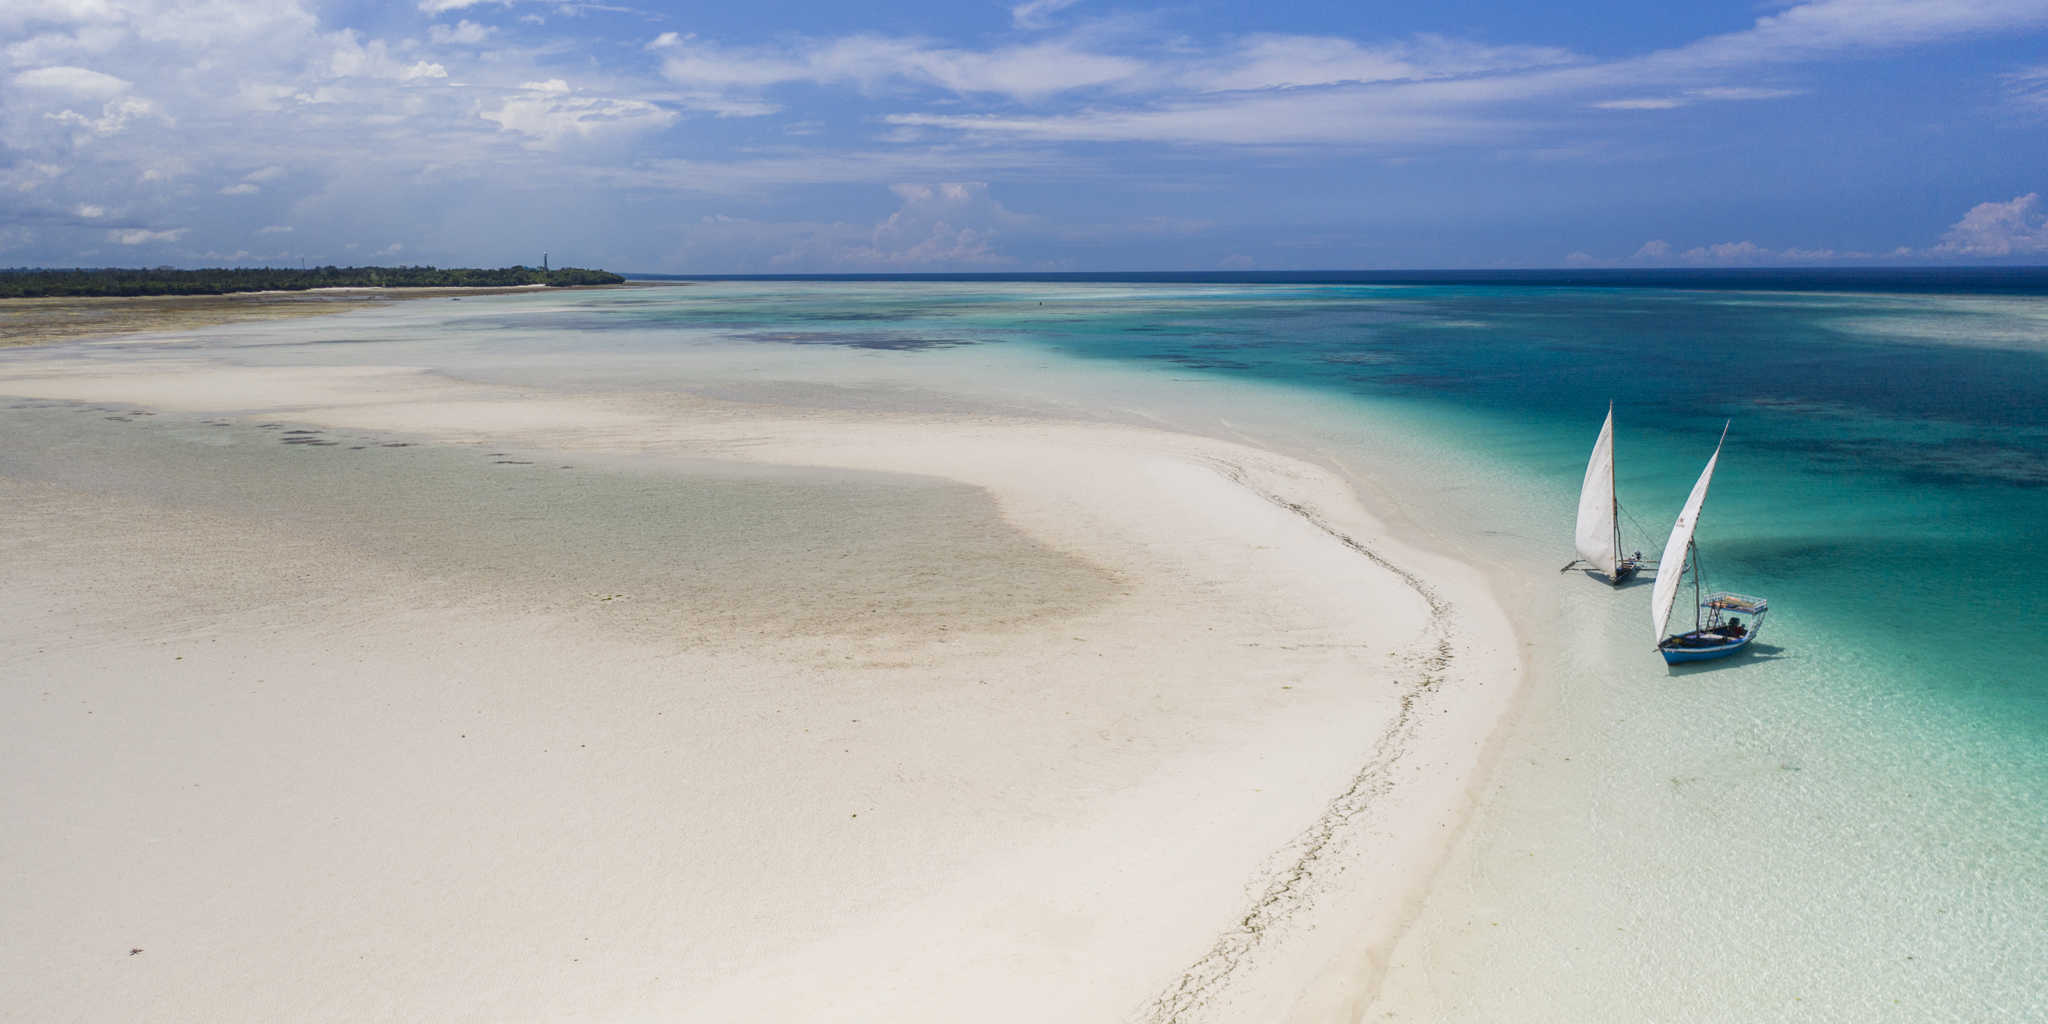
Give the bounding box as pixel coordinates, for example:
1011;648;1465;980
1612;495;1623;568
1691;540;1702;633
1611;402;1622;568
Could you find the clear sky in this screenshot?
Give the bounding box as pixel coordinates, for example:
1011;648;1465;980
6;0;2048;271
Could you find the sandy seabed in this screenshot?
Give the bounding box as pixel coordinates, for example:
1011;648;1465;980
1;330;1520;1022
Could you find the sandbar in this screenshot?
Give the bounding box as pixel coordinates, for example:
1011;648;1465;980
1;338;1520;1022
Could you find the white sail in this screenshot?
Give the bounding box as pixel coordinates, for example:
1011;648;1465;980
1574;406;1618;577
1651;436;1724;644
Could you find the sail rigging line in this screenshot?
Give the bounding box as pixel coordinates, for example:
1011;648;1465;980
1617;502;1658;559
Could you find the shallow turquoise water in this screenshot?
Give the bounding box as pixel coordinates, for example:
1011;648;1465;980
421;281;2048;714
83;281;2048;1016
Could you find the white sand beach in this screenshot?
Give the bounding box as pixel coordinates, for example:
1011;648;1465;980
2;338;1520;1022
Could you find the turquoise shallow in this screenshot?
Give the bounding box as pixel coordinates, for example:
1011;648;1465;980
81;276;2048;1017
571;278;2048;1019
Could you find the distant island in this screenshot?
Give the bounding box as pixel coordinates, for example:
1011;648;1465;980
0;265;626;299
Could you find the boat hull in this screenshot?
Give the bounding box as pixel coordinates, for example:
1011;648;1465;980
1659;632;1753;663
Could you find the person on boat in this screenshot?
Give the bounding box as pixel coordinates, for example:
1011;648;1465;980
1714;617;1747;639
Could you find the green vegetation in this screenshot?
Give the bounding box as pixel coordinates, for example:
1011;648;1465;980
0;265;625;298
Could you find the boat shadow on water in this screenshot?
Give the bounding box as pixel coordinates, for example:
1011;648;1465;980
1663;640;1790;675
1586;568;1655;590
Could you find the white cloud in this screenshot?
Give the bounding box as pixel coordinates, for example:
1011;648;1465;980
1934;192;2048;255
664;182;1024;271
219;182;259;194
1688;86;1803;100
257;225;294;234
1664;0;2048;68
1684;240;1772;263
74;203;104;217
1578;237;1901;266
44;96;162;136
860;0;2048;147
1186;34;1576;92
429;20;497;45
1012;0;1084;29
2009;65;2048;104
838;182;1021;267
109;227;188;244
656;35;1144;105
13;66;132;98
481;81;678;147
884;88;1487;146
244;166;286;182
327;32;448;81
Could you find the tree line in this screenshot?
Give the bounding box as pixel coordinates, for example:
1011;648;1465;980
0;265;626;298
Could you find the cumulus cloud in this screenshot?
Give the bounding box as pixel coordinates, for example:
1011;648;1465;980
653;33;1145;105
110;227;188;244
664;182;1023;271
864;0;2048;147
6;0;2048;268
481;79;678;146
13;66;133;99
836;182;1021;267
2009;65;2048;104
1185;34;1576;92
43;97;164;136
1567;237;1877;266
1580;191;2048;265
429;20;496;44
1934;193;2048;255
1;0;690;266
1686;240;1771;263
1012;0;1085;29
327;32;448;81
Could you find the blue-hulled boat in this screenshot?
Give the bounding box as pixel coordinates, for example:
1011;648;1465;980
1652;427;1769;664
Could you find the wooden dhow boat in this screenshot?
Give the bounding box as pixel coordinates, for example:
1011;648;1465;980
1652;425;1769;664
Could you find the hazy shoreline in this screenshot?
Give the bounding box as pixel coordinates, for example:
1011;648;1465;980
0;283;657;349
